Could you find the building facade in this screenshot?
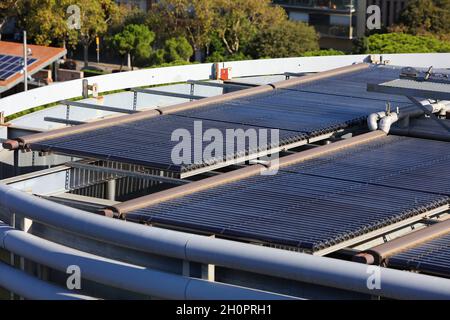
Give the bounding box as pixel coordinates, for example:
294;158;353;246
273;0;410;50
366;0;410;27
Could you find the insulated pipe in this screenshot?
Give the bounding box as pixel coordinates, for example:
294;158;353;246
104;130;386;217
2;109;162;150
367;100;450;134
367;112;386;131
390;127;450;142
3;165;450;299
378;112;399;133
0;223;294;300
160;64;368;114
104;165;266;218
0;261;97;300
1;84;273;150
158;84;274;114
269;63;369;89
353;219;450;265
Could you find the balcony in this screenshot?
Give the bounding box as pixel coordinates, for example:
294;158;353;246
313;24;354;39
273;0;355;13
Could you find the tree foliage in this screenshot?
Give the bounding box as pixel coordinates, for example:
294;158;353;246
112;24;154;68
148;0;214;60
20;0;120;48
163;36;193;62
301;49;345;57
247;20;319;59
213;0;287;55
18;0;75;47
399;0;450;35
0;0;19;39
364;33;450;54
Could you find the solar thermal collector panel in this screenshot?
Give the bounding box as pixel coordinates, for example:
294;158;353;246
126;136;450;252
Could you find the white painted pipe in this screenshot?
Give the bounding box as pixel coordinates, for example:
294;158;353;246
367;100;450;133
1;184;450;299
0;261;97;300
0;222;296;300
367;112;386;131
379;112;399;133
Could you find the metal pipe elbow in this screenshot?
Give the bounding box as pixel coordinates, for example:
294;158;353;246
379;113;399;133
367;112;385;131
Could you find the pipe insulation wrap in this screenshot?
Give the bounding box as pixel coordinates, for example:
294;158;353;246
0;222;296;300
379;113;399;133
367;112;386;131
1;184;450;299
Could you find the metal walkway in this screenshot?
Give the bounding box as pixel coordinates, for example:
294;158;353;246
127;135;450;254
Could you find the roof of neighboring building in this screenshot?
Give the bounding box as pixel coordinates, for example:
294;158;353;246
0;41;66;93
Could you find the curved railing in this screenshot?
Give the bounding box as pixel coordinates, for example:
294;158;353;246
1;53;449;117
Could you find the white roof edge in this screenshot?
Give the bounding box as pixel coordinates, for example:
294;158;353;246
0;53;449;117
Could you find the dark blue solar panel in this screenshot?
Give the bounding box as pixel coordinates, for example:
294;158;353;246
388;233;450;278
31;115;306;173
0;54;38;81
28;65;415;173
127;136;450;251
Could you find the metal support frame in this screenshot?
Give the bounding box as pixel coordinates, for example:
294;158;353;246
180;138;309;179
187;80;250;90
132;88;207;100
106;179;116;201
44;117;86;126
13;150;19;176
66;162;190;185
60;100;139;115
133;91;138;111
367;80;450;100
314;205;450;256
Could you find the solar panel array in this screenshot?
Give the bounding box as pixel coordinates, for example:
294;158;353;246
0;54;38;81
388;232;450;278
127;136;450;252
29;65;416;173
32;115;304;172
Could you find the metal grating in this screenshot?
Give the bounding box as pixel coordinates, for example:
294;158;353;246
127;136;450;252
388;232;450;278
69;160;178;201
0;54;38;80
28;65;414;174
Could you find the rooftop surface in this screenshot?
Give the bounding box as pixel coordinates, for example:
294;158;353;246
0;41;66;93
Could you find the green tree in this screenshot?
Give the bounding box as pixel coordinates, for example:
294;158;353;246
301;49;345;57
22;0;120;66
163;36;193;63
75;0;120;67
247;20;319;59
0;0;19;40
112;24;155;69
212;0;287;55
365;33;450;53
352;36;369;54
19;0;78;48
148;0;214;61
399;0;450;35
